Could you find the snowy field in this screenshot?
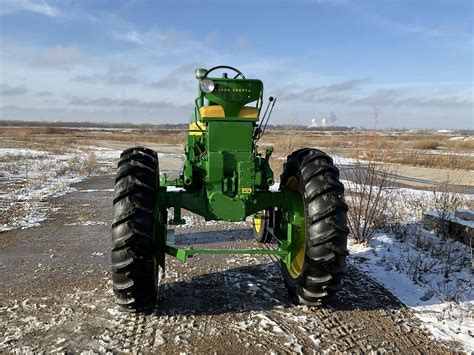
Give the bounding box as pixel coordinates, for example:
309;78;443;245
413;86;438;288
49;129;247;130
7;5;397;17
0;146;184;232
0;146;122;232
0;146;472;351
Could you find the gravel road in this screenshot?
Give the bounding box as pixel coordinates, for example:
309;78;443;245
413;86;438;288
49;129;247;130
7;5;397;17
0;175;452;353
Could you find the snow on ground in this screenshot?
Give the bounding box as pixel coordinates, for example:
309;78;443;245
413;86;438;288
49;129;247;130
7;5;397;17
426;210;474;229
2;147;473;349
0;145;189;233
449;136;473;142
349;233;473;351
332;155;367;166
0;146;119;232
346;182;473;351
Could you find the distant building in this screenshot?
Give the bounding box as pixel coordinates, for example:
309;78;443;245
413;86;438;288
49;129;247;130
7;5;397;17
309;118;319;128
309;113;336;129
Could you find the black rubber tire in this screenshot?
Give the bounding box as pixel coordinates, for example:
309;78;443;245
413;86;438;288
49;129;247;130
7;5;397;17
280;148;349;306
111;147;159;311
252;210;272;243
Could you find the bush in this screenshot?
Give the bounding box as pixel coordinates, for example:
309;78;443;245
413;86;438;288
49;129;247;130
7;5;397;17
55;151;99;177
82;151;98;175
344;160;394;243
431;185;465;240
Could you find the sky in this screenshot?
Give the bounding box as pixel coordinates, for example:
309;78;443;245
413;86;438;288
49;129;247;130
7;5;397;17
0;0;472;129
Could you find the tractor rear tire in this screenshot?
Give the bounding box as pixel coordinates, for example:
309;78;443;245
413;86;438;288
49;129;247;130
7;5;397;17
111;147;160;311
280;148;349;306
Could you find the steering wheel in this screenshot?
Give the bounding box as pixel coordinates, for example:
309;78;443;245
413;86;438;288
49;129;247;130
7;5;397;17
203;65;246;79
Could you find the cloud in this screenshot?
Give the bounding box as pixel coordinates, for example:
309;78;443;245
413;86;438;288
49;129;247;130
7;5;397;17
0;84;28;96
68;96;187;110
285;89;472;109
114;30;144;45
351;88;400;106
280;78;369;101
350;3;473;44
35;90;52;97
32;45;86;69
395;95;472;107
109;27;220;73
149;63;199;89
105;66;140;85
71;74;98;83
0;0;59;17
276;82;472;127
234;37;249;49
351;89;472;108
114;28;190;48
71;66;141;86
160;30;189;48
324;79;368;92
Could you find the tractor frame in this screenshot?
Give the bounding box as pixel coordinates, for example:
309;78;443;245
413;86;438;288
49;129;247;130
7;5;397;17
156;66;303;270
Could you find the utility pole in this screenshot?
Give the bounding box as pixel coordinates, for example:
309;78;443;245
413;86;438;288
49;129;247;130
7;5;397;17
122;87;125;123
372;106;379;131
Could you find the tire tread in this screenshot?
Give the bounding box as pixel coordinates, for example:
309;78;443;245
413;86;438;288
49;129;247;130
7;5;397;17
280;148;349;305
111;146;159;311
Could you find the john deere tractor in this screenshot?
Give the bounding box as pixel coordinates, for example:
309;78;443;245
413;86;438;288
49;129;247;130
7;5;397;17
111;65;349;310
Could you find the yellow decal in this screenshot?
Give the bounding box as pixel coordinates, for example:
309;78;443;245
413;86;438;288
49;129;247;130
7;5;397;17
242;188;252;194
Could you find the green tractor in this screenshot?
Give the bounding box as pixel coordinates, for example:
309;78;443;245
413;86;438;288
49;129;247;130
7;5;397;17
111;65;349;311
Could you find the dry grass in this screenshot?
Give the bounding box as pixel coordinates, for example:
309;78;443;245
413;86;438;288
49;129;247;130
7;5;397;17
0;127;186;158
82;151;98;175
445;139;474;150
0;127;84;154
1;126;472;171
410;139;440;150
53;152;99;177
261;132;473;171
96;130;185;145
384;151;468;170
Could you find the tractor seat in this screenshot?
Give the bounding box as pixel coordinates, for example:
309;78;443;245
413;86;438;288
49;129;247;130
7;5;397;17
199;105;259;118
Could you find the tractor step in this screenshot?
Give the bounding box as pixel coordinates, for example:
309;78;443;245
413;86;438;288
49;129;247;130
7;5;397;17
165;244;288;262
165;227;288;262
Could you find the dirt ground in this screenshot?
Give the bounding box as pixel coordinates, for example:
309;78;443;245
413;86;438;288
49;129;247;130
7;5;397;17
0;173;456;353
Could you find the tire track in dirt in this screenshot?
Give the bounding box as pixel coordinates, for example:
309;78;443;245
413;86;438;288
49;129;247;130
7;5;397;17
0;175;452;353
